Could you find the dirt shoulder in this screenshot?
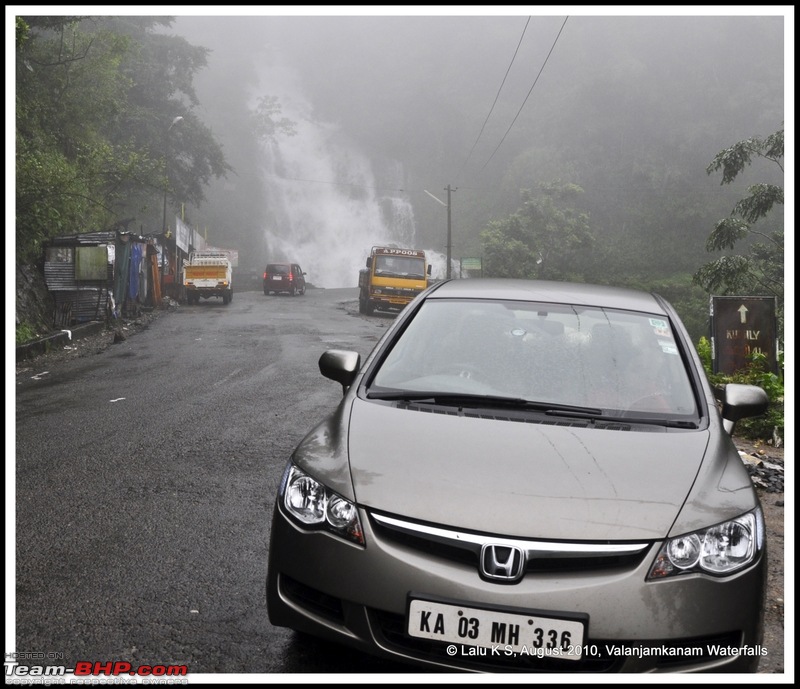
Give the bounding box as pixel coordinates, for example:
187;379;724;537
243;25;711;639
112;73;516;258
734;437;785;674
15;308;166;375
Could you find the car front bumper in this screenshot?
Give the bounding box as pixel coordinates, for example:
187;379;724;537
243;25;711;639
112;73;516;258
266;503;766;673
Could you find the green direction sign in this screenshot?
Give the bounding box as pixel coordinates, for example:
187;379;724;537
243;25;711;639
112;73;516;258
710;296;778;375
460;257;482;271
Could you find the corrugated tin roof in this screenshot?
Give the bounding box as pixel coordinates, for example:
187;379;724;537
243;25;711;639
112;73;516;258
47;231;149;247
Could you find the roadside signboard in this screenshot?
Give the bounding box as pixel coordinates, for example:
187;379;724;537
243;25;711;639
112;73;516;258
460;257;482;270
460;257;482;277
710;296;779;375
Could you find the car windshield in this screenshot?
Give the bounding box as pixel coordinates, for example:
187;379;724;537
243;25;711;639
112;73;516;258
374;255;426;278
267;264;290;275
370;298;698;419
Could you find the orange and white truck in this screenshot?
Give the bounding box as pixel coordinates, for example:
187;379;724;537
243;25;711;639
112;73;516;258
358;246;430;315
184;250;233;305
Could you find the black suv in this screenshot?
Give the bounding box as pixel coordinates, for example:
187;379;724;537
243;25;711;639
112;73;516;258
263;263;307;296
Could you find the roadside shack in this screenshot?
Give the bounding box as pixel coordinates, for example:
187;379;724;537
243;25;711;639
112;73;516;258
43;230;167;327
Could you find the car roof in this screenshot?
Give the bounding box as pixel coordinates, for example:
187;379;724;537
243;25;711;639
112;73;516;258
426;278;669;315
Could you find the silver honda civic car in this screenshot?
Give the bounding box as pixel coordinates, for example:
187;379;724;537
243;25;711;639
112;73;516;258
266;278;770;673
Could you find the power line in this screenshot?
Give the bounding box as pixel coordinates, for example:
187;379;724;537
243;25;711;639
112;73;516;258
479;16;569;173
266;172;723;201
461;16;531;172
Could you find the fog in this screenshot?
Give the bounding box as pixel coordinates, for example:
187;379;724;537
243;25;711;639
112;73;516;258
169;10;787;287
252;56;417;286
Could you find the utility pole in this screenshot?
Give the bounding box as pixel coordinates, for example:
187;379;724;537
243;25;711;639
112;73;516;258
446;184;455;279
423;185;456;279
160;116;183;301
162;116;183;235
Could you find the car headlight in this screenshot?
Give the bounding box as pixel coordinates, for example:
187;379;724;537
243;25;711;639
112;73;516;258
279;464;365;546
647;508;764;579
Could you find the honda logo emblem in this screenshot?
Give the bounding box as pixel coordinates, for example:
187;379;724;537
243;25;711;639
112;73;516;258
480;544;525;582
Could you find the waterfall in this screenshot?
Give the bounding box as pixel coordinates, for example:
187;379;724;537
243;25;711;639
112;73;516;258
257;68;417;288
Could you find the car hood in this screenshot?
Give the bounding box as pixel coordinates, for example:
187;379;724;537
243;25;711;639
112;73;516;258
346;399;711;541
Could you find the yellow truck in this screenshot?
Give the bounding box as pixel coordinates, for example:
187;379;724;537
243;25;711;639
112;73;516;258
184;250;233;305
358;246;430;316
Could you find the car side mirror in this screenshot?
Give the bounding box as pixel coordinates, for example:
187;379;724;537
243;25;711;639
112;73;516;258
720;383;770;435
427;265;432;276
319;349;361;395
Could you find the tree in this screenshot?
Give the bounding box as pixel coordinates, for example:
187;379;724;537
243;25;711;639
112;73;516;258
692;129;784;301
15;15;232;262
251;95;296;143
480;181;594;280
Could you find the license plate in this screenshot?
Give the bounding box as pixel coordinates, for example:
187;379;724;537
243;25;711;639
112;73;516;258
272;276;283;280
407;599;585;661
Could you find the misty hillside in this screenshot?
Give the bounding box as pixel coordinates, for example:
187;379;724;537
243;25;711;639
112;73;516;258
170;13;784;291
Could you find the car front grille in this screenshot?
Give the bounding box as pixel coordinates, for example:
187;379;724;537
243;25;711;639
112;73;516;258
375;287;419;297
370;512;652;576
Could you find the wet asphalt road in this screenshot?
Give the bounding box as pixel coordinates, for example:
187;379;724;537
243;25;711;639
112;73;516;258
14;287;784;678
14;287;423;678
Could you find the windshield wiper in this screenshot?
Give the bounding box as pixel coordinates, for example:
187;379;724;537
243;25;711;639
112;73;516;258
366;390;699;427
591;415;699;429
544;407;699;429
367;390;602;415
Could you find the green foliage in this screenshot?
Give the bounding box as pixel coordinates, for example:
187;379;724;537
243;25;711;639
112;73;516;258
480;220;542;278
696;335;713;373
480;181;594;280
15;15;232;262
693;128;784;313
16;322;39;346
16;16;30;45
705;130;784;184
696;337;784;441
